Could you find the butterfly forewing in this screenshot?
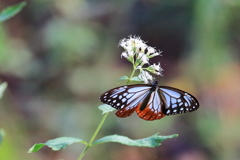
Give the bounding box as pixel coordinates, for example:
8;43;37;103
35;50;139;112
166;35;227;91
100;84;152;117
159;86;199;116
115;87;152;118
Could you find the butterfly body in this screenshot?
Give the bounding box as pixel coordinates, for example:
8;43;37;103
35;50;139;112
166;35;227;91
100;80;199;121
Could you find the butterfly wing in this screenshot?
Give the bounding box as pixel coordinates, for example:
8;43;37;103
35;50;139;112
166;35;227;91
136;90;165;121
159;86;199;115
100;84;152;118
100;84;199;120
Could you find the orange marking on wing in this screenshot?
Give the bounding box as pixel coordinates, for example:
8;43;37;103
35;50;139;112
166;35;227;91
136;104;165;121
115;106;137;118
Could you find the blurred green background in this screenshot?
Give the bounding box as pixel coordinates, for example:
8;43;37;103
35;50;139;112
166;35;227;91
0;0;240;160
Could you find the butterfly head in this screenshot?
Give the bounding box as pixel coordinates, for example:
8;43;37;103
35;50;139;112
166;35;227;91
152;80;158;86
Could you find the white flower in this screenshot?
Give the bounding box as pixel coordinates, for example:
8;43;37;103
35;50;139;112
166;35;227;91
137;52;144;59
146;47;156;55
121;51;128;58
152;63;160;71
136;53;149;66
140;54;149;65
121;51;134;62
138;71;153;84
134;38;147;51
146;63;163;76
119;35;164;78
119;35;147;52
153;63;163;75
146;47;162;58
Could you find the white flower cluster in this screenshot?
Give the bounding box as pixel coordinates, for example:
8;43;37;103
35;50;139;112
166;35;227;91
119;35;163;83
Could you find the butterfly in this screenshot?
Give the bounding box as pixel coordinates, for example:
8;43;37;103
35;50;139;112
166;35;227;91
100;80;199;121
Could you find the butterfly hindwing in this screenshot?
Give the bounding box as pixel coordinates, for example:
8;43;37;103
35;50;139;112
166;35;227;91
136;90;165;120
159;86;199;116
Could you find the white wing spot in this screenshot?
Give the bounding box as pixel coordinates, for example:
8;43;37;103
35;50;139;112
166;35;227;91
105;93;108;95
185;102;188;106
112;95;118;98
171;98;177;104
180;108;184;111
122;98;126;103
166;110;170;114
123;93;128;96
126;93;133;98
172;104;177;108
113;100;116;103
121;105;125;109
119;95;122;99
173;109;177;113
117;103;120;106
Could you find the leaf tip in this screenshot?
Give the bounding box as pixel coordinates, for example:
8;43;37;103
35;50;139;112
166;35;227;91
28;143;45;153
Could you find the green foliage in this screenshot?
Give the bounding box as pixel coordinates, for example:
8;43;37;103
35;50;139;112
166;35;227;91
130;76;142;82
0;1;26;22
28;137;87;152
98;104;116;114
92;133;178;147
118;76;129;81
118;76;142;82
0;82;7;99
0;83;7;146
0;129;5;146
28;133;177;153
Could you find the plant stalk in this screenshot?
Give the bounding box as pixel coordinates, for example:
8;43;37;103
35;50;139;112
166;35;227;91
77;69;136;160
77;113;109;160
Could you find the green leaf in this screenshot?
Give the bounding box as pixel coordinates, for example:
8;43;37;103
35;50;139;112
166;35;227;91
92;133;178;147
0;82;7;99
118;76;129;82
130;76;142;82
118;76;142;82
0;1;27;22
28;137;87;153
0;129;5;146
98;104;115;114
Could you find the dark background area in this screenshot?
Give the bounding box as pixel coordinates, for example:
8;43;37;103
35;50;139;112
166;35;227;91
0;0;240;159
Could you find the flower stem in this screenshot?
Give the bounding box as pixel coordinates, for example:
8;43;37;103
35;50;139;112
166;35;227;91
77;69;137;160
126;66;136;85
77;113;109;160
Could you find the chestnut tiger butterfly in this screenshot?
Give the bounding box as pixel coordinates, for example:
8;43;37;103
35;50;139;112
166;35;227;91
100;80;199;121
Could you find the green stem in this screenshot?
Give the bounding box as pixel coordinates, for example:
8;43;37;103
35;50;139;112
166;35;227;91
77;68;137;160
77;146;88;160
126;66;136;85
89;113;109;145
77;113;109;160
